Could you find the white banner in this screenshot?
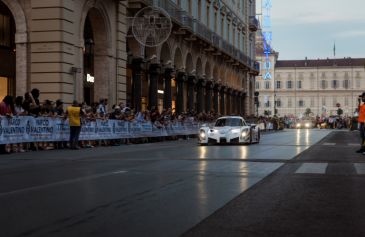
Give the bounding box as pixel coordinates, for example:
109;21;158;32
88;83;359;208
0;116;200;144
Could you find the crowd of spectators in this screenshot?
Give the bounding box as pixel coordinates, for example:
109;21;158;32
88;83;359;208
0;89;224;154
1;89;359;154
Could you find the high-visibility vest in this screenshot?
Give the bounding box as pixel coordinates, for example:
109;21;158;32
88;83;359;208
67;106;81;126
358;104;365;123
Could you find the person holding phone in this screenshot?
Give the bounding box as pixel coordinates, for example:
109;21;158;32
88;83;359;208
357;92;365;153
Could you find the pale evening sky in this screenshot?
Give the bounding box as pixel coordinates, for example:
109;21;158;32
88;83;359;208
257;0;365;60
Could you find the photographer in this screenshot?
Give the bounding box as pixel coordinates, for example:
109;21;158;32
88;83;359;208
356;92;365;153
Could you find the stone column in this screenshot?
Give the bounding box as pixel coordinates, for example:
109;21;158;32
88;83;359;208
148;63;161;109
205;81;213;113
131;58;144;112
213;84;219;114
176;72;186;114
15;32;28;97
220;86;226;115
163;67;173;109
187;75;197;113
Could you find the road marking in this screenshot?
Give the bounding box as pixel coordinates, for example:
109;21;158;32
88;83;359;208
348;143;360;146
295;163;328;174
354;164;365;175
0;170;128;198
322;143;336;146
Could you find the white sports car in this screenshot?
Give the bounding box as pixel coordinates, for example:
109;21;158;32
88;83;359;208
198;116;260;145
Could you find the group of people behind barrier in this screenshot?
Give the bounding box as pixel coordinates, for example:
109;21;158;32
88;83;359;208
0;89;229;154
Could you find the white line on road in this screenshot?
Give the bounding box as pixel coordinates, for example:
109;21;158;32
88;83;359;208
295;163;328;174
0;170;128;198
322;143;336;146
354;164;365;175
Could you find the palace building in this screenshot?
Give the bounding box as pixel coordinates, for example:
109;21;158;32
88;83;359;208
0;0;259;115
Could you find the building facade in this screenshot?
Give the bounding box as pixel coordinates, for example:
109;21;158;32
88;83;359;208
256;56;365;117
0;0;258;115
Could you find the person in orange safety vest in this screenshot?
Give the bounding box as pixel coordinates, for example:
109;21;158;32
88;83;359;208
357;92;365;153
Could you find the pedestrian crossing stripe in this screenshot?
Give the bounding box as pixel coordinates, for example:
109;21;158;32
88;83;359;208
295;163;328;174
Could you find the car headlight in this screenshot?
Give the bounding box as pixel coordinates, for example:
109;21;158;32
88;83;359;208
241;130;248;137
296;123;301;128
200;130;206;138
305;123;310;128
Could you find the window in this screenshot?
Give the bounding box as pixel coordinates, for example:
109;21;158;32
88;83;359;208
237;31;242;51
332;98;337;107
288;98;292;108
276;99;281;107
198;0;202;20
298;100;304;107
227;22;230;42
214;11;218;32
255;81;260;89
321;80;327;89
221;17;224;37
265;101;270;107
345;72;350;79
206;5;210;26
343;79;349;89
322;97;326;106
357;78;361;88
233;28;236;46
265;81;270;89
287;80;293;89
276;81;281;89
356;71;361;78
297;80;302;89
188;0;192;14
310;78;315;89
0;13;13;47
321;72;326;78
332;80;338;89
310;97;315;107
345;97;349;106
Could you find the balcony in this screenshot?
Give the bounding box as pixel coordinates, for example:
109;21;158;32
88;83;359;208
249;16;259;32
128;0;259;72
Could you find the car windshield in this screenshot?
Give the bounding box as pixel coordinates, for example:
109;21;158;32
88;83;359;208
215;118;242;127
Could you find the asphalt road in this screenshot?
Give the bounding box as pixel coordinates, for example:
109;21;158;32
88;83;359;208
0;129;334;237
182;130;365;237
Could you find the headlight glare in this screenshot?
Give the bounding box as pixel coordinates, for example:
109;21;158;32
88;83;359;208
200;130;206;138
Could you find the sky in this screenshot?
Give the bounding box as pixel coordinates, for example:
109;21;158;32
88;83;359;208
257;0;365;60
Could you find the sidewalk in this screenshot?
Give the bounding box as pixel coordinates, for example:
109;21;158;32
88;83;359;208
182;131;365;237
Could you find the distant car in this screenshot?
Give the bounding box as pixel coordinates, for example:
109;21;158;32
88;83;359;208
198;116;260;145
295;120;314;129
